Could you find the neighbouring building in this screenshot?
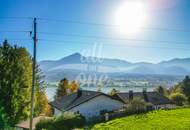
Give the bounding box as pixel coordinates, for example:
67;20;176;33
114;90;176;109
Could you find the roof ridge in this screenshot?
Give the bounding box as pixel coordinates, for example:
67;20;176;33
66;92;102;110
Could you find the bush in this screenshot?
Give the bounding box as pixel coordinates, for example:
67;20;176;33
126;97;149;114
35;112;85;130
169;92;187;106
35;118;54;130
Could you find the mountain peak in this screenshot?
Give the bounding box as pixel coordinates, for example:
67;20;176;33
72;52;81;56
60;52;81;60
58;52;82;64
67;52;81;58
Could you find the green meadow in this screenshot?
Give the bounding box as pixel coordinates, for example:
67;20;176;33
87;108;190;130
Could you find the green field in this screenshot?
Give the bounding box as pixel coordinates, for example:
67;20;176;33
88;108;190;130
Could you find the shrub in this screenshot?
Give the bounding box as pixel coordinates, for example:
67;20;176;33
169;92;187;106
35;112;85;130
35;118;54;130
126;97;149;114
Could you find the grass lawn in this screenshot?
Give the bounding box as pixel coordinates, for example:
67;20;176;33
85;108;190;130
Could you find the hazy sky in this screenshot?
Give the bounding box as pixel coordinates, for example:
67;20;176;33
0;0;190;63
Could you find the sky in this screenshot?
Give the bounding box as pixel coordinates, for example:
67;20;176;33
0;0;190;63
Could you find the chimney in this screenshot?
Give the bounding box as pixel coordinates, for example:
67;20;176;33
143;88;148;102
3;39;8;44
129;90;133;101
77;89;82;98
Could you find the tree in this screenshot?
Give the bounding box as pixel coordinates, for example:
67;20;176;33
181;76;190;103
154;86;168;96
69;80;79;93
169;84;183;94
0;40;32;124
127;97;149;113
109;88;119;96
169;93;187;106
0;40;51;125
34;65;52;117
35;91;52;116
55;78;69;99
171;76;190;104
0;106;10;130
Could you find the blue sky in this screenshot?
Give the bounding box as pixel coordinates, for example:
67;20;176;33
0;0;189;63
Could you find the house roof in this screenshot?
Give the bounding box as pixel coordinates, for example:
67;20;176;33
115;92;173;105
50;90;123;111
15;116;52;130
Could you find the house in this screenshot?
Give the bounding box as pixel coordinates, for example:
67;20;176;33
50;90;125;119
114;90;176;109
50;89;175;120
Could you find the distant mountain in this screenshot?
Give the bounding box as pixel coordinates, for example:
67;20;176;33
40;53;82;70
40;53;132;72
159;58;190;70
39;53;190;82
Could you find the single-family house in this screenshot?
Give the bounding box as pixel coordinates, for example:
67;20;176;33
50;90;125;119
50;89;175;120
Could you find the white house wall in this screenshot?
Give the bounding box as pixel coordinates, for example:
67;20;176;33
54;108;62;116
69;95;124;119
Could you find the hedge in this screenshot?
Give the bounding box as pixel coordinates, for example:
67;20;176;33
35;112;85;130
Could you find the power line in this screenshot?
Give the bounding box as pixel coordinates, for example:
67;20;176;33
0;30;31;33
0;38;31;41
0;17;189;32
37;17;190;33
0;17;33;20
0;17;190;33
38;32;190;45
39;39;190;51
38;18;116;27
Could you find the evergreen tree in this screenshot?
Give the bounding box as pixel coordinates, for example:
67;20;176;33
0;40;32;124
0;106;10;130
0;40;51;125
181;76;190;103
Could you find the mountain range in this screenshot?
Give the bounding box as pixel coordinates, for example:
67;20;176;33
39;53;190;82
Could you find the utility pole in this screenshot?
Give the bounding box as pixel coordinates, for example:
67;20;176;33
29;17;37;130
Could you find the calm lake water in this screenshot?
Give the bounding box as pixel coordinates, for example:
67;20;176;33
45;86;155;101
